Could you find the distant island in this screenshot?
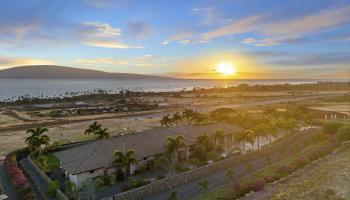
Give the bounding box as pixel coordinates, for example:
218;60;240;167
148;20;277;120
0;65;176;80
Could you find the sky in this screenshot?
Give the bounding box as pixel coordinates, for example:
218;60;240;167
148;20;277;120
0;0;349;79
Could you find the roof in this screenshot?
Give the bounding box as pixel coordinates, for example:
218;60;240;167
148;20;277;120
54;123;241;175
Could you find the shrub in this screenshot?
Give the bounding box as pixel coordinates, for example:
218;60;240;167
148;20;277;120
48;181;60;197
277;165;294;177
156;174;165;180
3;153;32;197
243;179;266;192
336;125;350;142
322;122;344;135
293;156;309;168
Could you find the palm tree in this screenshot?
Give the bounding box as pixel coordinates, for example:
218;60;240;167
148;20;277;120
95;128;110;139
166;135;186;162
25;127;50;154
212;129;225;146
234;129;255;154
161;114;173;127
192;133;215;161
267;120;279;144
171;112;182;126
85;121;102;135
93;171;113;189
182;109;194;124
236;112;252;129
252;123;268;149
112;149;138;183
157;153;177;176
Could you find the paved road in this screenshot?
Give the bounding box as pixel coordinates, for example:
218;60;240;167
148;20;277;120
0;161;19;200
143;128;319;200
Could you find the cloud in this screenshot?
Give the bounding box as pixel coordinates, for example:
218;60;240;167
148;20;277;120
76;58;130;65
79;21;143;49
329;34;350;42
192;7;229;26
83;39;143;49
242;37;257;44
242;37;309;46
261;5;350;35
201;15;263;39
76;55;173;67
202;5;350;39
125;20;152;38
179;40;196;45
255;37;308;46
0;55;54;68
81;21;121;38
162;32;194;45
83;0;129;8
268;52;350;66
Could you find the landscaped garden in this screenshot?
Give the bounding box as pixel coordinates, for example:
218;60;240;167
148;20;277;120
195;121;350;200
4;102;348;200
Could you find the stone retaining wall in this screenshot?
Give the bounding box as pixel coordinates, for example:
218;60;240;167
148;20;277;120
111;129;315;200
26;156;69;200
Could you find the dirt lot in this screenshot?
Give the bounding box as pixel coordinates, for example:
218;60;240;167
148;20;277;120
0;117;160;160
241;142;350;200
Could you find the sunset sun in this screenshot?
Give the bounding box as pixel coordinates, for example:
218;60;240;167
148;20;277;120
216;62;237;75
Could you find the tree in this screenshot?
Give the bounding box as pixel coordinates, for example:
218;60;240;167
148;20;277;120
171;112;182;126
161;114;173;127
210;107;237;122
322;122;344;135
182;109;195;124
191;133;215;161
253;123;268;149
212;129;225;146
25;127;50;154
93;171;113;190
112;149;138;183
157;153;177;176
95;128;110;139
191;111;207;125
234;129;255;154
236;112;252;129
266;120;279;144
80;178;96;200
85;121;102;135
166;135;186;162
281;119;297;136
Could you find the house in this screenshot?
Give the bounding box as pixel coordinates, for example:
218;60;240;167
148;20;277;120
309;108;348;120
54;123;242;186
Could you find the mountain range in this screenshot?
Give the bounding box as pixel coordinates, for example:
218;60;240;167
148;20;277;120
0;65;176;80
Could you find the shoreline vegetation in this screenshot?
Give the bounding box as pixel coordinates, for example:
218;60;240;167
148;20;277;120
1;82;348;105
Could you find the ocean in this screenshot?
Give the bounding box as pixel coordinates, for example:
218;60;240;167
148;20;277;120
0;79;339;101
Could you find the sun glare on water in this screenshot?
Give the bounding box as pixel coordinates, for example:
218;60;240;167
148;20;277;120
216;62;236;75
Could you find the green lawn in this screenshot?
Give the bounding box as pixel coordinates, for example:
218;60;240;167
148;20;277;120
33;154;60;174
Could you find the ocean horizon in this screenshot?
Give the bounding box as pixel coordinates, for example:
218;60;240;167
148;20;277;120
0;78;346;101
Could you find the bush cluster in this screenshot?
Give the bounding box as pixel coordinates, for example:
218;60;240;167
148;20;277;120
4;154;34;199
